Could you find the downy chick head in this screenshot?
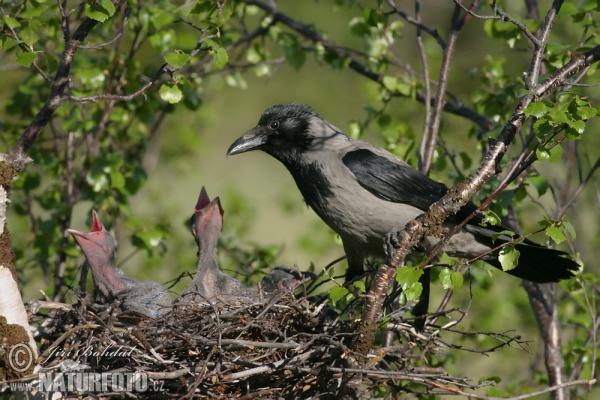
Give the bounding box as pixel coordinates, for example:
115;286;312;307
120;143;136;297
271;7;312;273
190;187;224;250
68;210;117;268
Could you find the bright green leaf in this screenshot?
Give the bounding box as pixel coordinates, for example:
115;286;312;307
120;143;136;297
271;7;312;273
440;268;463;291
204;38;228;69
498;246;520;271
577;106;597;120
329;286;349;304
351;281;366;293
536;148;550;161
85;0;115;22
100;0;116;16
523;101;549;118
159;83;183;104
404;282;423;301
568;119;586;134
396;266;423;289
547;143;563;163
546;226;566;244
165;51;190;68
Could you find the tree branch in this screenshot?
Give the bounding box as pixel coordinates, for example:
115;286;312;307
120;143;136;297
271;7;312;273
6;17;100;168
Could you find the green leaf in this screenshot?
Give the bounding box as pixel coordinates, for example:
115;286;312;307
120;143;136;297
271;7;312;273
568;119;586;134
396;266;424;289
404;282;423;301
564;221;576;240
547;143;563;163
536;148;550;161
159;83;183;104
2;37;22;50
524;101;549;118
440;268;463;291
204;38;228;69
546;226;566;244
382;76;398;91
329;286;349;304
548;110;570;126
85;0;115;22
576;106;597;120
498;246;520;271
20;20;41;46
283;42;305;70
100;0;116;16
165;51;190;68
3;15;21;29
351;281;366;293
110;171;125;189
17;52;37;67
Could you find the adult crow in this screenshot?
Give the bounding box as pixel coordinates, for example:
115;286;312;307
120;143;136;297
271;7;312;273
227;103;578;300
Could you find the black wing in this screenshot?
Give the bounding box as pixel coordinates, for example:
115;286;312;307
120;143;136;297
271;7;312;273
342;149;449;212
342;148;490;226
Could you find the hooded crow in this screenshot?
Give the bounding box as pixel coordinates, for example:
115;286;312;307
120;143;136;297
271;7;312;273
227;103;579;289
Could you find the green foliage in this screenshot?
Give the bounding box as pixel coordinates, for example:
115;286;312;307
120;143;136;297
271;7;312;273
396;266;423;301
439;267;463;291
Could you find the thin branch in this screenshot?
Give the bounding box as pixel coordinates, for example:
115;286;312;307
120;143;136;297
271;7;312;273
243;0;495;131
385;0;446;48
526;0;564;89
79;13;129;50
454;0;541;46
65;63;168;103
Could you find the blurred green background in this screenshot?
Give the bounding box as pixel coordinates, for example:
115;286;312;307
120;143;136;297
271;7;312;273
2;0;599;394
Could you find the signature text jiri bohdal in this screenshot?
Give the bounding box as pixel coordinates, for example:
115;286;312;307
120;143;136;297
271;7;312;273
46;344;137;361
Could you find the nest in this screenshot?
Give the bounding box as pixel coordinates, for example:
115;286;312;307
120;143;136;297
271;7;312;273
12;284;532;399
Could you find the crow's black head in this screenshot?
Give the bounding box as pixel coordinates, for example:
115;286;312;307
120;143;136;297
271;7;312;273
227;103;320;165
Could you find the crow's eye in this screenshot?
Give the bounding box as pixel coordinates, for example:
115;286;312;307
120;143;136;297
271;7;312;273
268;121;279;130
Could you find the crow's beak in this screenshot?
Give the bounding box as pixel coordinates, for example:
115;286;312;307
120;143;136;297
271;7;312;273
227;128;268;156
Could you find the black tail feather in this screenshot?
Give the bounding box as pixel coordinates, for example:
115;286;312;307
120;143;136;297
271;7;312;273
486;243;579;283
